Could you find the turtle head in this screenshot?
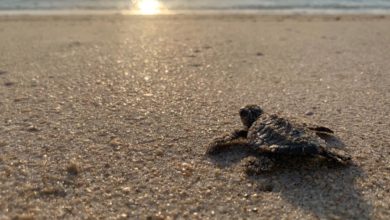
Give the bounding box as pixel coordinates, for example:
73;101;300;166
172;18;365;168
239;105;263;128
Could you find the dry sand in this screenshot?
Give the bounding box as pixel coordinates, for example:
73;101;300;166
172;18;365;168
0;14;390;219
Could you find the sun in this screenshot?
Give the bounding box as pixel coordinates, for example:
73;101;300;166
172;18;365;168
136;0;162;15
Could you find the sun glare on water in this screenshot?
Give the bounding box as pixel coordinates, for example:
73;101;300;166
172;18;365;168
135;0;163;15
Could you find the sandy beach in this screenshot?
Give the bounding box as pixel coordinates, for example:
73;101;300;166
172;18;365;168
0;14;390;219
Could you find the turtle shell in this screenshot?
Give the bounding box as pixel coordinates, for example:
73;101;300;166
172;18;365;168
247;113;327;153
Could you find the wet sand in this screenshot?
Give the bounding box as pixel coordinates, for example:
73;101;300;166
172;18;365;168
0;14;390;219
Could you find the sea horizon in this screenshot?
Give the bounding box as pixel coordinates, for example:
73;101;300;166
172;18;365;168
1;0;390;15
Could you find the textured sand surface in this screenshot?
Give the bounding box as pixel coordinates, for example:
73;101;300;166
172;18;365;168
0;14;390;219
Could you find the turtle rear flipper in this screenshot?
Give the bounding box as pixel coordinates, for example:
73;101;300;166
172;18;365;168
315;131;346;148
315;131;335;140
308;125;334;133
306;124;346;147
319;148;352;164
260;143;351;165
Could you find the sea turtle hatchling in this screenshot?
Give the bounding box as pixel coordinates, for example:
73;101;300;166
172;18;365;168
206;105;351;173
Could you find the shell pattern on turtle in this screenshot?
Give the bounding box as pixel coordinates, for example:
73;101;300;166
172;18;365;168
248;113;327;155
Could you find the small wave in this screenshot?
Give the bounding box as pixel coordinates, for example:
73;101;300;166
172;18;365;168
1;0;390;12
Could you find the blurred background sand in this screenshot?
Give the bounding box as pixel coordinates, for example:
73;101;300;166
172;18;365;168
0;14;390;219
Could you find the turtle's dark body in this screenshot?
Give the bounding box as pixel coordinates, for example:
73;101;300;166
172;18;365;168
206;105;351;173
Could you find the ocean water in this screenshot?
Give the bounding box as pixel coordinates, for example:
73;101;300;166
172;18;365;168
1;0;390;12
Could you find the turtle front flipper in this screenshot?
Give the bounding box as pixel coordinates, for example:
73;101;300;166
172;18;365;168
206;129;248;155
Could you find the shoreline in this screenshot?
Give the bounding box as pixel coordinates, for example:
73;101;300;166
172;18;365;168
1;8;390;16
0;10;389;23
